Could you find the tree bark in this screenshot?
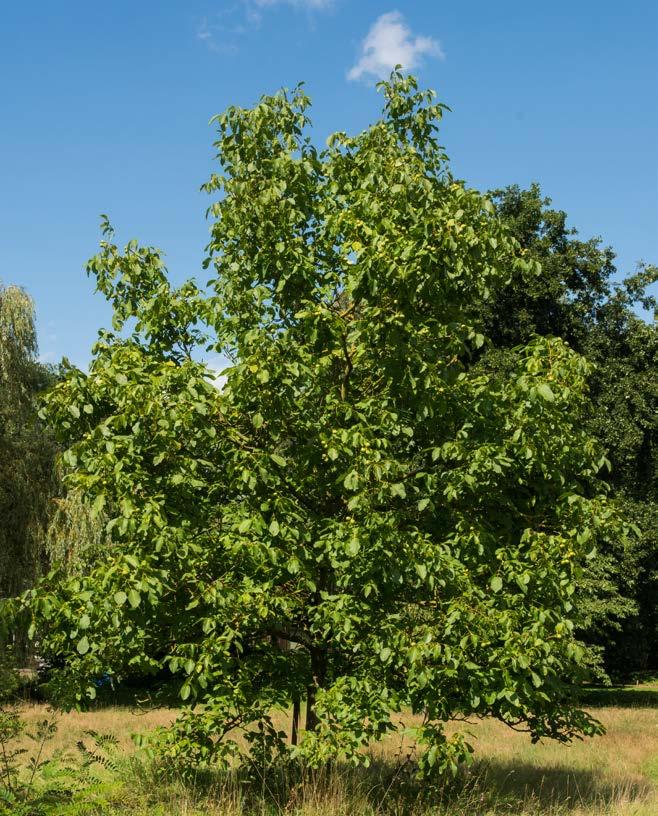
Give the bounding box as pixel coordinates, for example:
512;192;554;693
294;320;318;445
305;644;327;732
291;694;300;745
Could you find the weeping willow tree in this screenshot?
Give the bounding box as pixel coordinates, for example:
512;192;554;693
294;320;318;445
45;478;110;575
0;285;109;665
0;283;57;659
0;284;108;597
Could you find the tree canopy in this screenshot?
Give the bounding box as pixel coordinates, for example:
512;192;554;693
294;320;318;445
19;75;618;774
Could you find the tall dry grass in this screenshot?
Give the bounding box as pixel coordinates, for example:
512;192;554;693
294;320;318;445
10;695;658;815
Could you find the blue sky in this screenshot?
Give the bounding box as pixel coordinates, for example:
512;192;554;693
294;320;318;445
1;1;656;368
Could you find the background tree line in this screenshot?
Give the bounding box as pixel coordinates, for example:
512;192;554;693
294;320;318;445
1;183;655;682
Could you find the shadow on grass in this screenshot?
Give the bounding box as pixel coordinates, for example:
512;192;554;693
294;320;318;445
106;753;653;816
578;684;658;708
464;758;653;813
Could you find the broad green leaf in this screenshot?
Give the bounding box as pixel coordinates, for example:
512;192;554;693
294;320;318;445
536;383;555;402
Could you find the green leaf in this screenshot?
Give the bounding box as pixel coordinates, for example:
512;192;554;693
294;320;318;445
77;636;90;655
379;647;392;663
536;383;555;402
343;471;359;490
91;493;106;519
114;591;127;606
490;576;503;593
127;589;141;609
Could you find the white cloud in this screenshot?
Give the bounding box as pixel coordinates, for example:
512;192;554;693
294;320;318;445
347;11;444;83
205;355;230;390
210;372;228;390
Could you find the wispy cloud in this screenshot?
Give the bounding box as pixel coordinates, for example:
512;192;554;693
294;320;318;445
253;0;334;8
348;11;444;83
197;0;333;53
196;10;244;55
38;330;58;365
197;19;213;42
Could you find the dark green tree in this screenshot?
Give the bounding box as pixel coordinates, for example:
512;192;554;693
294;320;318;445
583;275;657;676
486;184;657;678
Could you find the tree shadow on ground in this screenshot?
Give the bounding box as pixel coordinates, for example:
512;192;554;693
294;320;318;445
243;756;654;815
578;684;658;708
456;758;653;814
65;754;655;816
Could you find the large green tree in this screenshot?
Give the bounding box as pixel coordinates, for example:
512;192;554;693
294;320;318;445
485;184;657;678
20;76;615;774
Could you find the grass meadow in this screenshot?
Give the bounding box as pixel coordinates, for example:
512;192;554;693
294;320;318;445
6;680;658;815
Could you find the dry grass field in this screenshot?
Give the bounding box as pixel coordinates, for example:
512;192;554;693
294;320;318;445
8;681;658;815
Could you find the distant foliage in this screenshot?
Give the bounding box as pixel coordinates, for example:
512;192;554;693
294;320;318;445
487;185;657;679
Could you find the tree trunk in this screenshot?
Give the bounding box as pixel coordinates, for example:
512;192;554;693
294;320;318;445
291;694;300;745
305;644;327;732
